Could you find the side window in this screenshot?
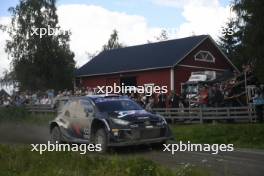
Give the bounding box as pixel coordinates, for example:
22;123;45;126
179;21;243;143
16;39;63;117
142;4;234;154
194;50;215;63
81;100;94;118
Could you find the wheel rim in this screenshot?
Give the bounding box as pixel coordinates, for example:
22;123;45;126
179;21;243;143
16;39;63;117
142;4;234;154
95;134;104;145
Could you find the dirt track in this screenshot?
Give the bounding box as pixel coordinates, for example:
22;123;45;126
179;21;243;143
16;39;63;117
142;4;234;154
0;122;49;144
0;123;264;176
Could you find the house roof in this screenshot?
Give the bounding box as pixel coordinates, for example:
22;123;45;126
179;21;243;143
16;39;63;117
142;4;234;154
75;35;209;77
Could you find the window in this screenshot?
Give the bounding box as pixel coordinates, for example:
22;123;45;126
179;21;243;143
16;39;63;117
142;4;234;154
95;100;143;113
194;50;215;63
80;100;94;117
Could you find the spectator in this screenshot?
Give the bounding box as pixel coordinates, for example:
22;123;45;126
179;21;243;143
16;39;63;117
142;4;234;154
136;93;145;107
3;97;10;107
169;91;180;108
146;94;155;111
224;88;236;107
40;95;50;105
209;85;224;107
253;89;264;123
157;93;166;108
31;92;38;104
198;85;209;108
213;85;224;107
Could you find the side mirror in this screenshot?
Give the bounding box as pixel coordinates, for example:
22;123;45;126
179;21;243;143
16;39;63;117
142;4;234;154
87;106;93;113
85;106;94;117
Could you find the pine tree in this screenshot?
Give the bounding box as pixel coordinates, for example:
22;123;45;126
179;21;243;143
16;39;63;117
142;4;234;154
103;29;124;51
231;0;264;81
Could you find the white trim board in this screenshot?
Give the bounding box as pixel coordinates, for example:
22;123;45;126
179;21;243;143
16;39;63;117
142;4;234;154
177;64;227;72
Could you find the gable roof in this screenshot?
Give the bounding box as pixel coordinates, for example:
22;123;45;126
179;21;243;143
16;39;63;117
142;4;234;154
76;35;209;77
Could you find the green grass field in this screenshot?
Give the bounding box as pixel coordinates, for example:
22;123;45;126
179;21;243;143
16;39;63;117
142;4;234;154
171;123;264;149
0;145;210;176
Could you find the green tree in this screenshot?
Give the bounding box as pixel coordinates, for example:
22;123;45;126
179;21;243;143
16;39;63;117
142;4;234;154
218;19;239;62
2;0;75;91
155;29;169;41
0;70;16;87
102;29;124;51
230;0;264;82
147;29;169;43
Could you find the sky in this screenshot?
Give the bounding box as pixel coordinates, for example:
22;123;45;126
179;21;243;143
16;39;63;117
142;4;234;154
0;0;235;79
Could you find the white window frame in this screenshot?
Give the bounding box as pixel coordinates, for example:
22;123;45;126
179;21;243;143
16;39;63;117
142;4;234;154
194;50;215;63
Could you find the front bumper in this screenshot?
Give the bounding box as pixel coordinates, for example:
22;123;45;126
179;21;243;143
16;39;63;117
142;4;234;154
108;136;171;146
108;126;173;146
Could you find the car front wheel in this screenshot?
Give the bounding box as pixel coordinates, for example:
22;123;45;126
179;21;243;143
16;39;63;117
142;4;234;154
50;126;62;143
94;128;108;153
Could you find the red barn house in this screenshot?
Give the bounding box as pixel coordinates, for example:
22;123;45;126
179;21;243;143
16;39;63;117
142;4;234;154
75;35;238;94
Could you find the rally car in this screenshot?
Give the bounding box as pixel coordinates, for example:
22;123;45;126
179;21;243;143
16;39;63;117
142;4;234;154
49;95;172;152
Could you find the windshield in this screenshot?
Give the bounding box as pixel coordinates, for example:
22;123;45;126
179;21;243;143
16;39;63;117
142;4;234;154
95;99;143;113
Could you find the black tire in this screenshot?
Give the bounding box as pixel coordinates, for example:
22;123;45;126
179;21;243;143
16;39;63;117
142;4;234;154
94;128;108;153
50;126;62;143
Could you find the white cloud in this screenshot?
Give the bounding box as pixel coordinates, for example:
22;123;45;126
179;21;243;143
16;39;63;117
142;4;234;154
57;4;161;67
154;0;220;8
153;0;235;39
0;4;161;72
0;16;11;77
0;1;235;74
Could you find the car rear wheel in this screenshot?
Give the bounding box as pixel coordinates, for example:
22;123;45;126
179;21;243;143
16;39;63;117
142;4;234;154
94;129;108;153
50;126;62;143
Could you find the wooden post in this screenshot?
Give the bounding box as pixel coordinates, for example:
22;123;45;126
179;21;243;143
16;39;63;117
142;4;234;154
199;107;203;124
227;107;230;119
249;104;252;123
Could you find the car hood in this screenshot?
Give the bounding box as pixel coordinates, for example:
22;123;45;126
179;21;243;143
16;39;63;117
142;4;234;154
108;110;160;122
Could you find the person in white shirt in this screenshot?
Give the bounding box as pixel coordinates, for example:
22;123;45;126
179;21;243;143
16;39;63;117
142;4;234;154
3;98;10;106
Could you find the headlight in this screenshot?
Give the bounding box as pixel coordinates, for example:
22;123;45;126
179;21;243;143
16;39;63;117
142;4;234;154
111;118;130;126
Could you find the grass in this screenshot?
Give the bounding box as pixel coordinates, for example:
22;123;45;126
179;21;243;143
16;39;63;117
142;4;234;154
171;123;264;149
0;107;55;125
0;145;210;176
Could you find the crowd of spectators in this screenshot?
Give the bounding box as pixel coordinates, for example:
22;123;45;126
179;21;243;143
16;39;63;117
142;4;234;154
0;63;259;110
0;89;54;107
0;87;97;107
